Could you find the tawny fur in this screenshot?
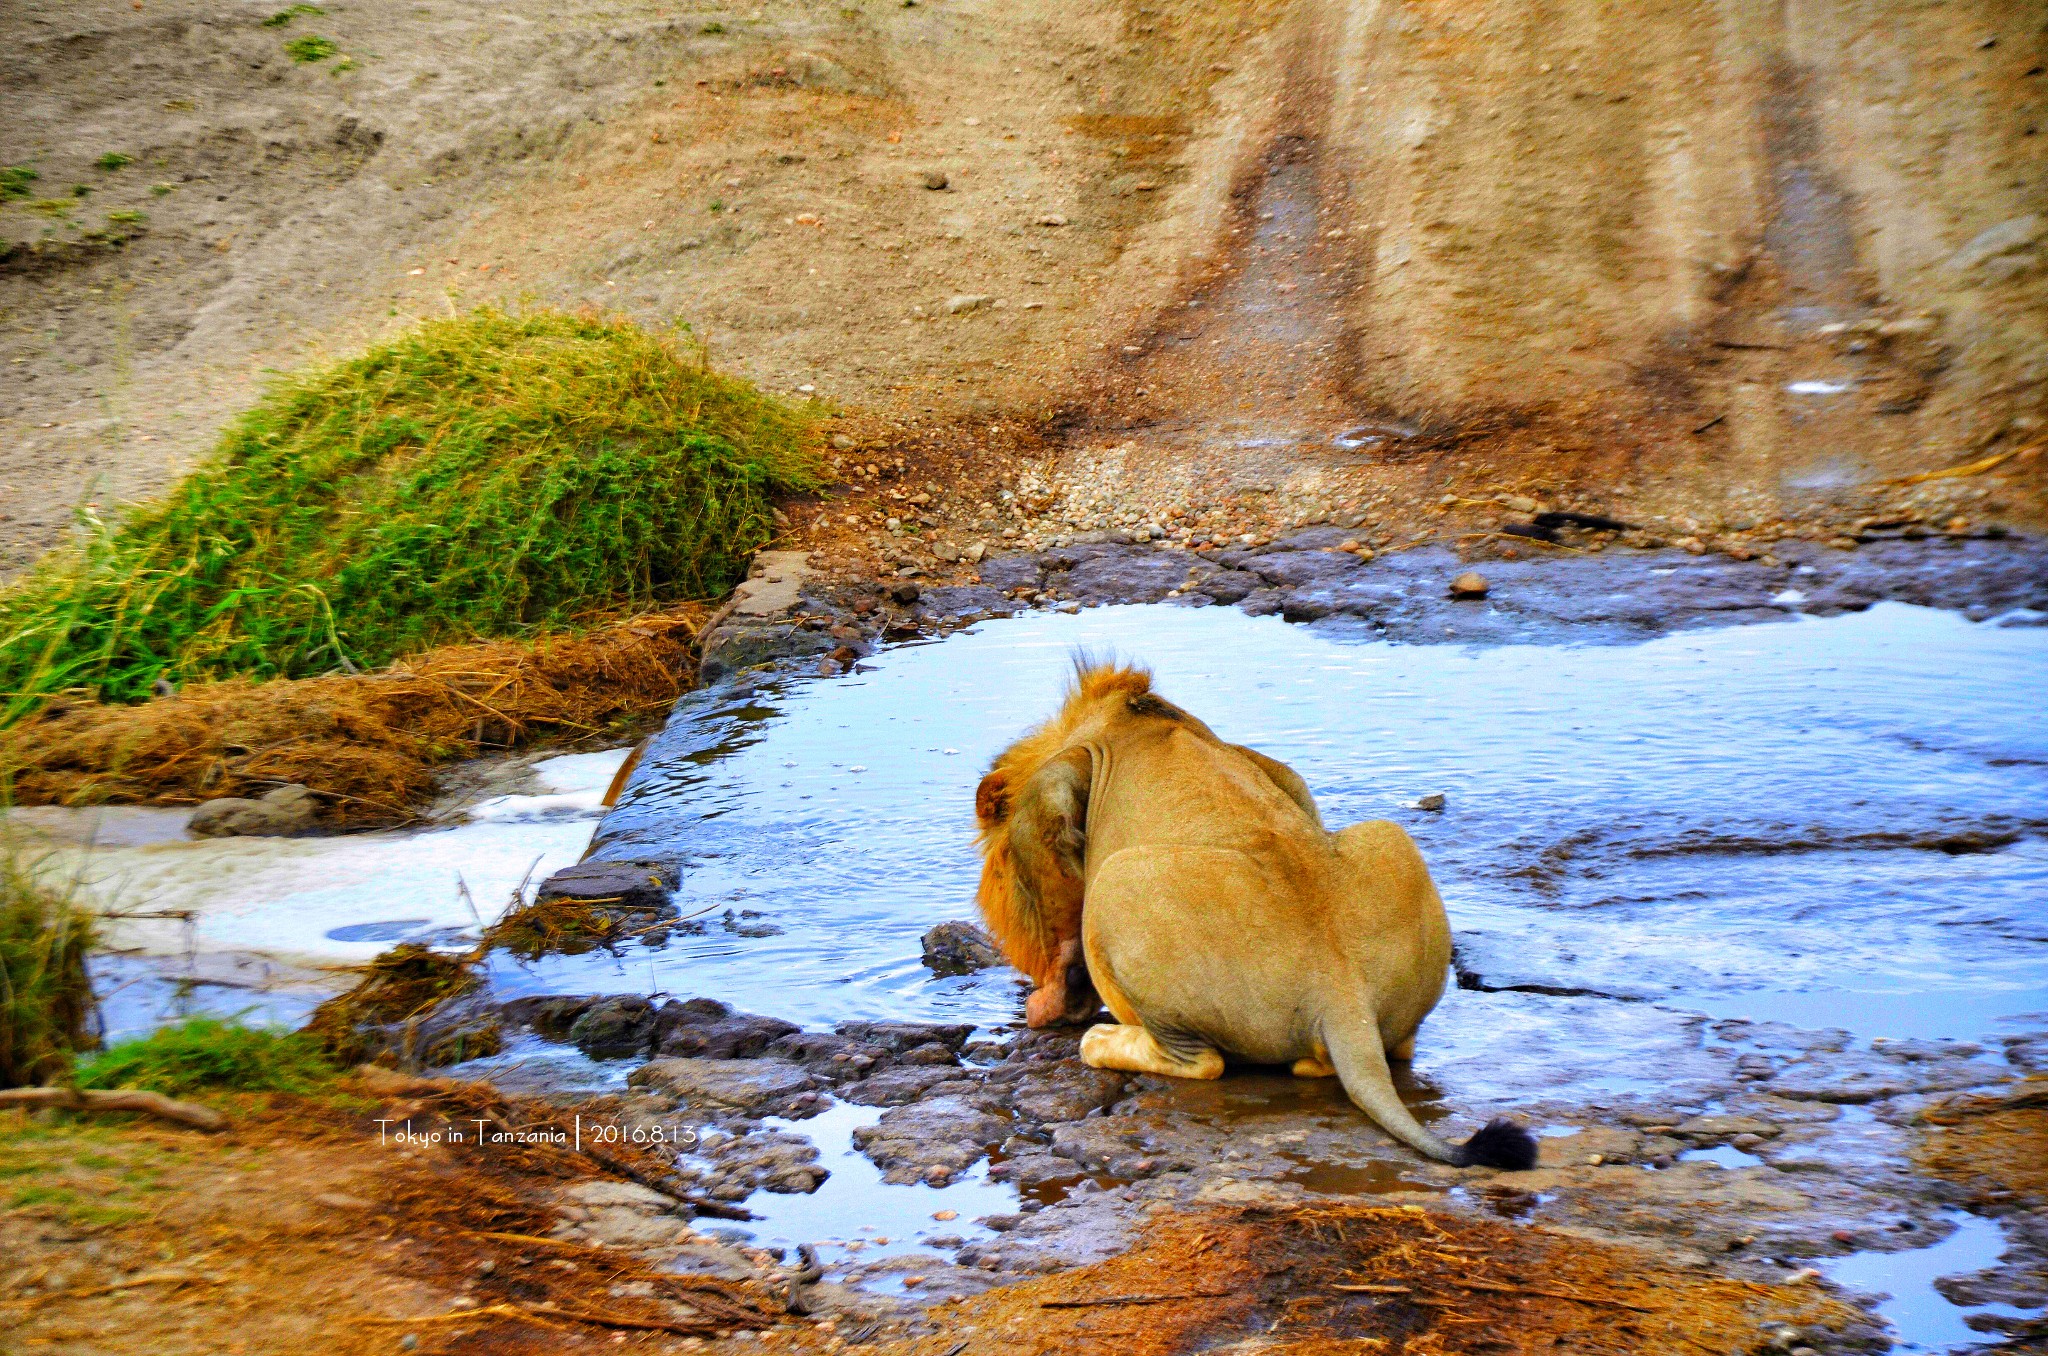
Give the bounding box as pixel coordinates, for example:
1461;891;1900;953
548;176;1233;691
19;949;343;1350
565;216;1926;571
973;662;1152;988
971;659;1534;1169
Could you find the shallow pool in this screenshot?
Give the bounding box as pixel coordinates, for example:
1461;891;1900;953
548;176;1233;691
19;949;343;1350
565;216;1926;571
550;600;2048;1051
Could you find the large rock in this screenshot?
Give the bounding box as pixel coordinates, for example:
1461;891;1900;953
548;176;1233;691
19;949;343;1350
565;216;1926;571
629;1057;820;1113
653;997;799;1058
187;784;320;838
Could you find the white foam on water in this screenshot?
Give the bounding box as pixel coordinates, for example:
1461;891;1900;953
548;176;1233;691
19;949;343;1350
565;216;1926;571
10;746;633;965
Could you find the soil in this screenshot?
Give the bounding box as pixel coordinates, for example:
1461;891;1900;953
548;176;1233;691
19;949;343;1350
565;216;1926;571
5;0;2044;582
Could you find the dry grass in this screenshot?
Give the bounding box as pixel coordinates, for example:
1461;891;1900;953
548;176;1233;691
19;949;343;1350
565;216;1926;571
1;606;704;827
0;1068;790;1356
878;1201;1869;1356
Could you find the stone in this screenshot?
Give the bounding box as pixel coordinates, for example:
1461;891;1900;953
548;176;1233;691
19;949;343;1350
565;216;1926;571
570;996;659;1060
535;859;680;914
653;1000;799;1058
562;1180;679;1211
836;1019;974;1054
1034;213;1067;227
1415;793;1446;811
502;995;597;1042
1671;1115;1781;1142
839;1065;959;1107
932;541;962;562
787;51;864;94
1449;572;1489;599
921;920;1004;975
1503;495;1539;514
727;550;813;619
853;1095;1007;1182
1010;1063;1126;1124
1944;214;2043;272
923;170;949;190
946;294;994;314
628;1058;819;1113
187;783;320;838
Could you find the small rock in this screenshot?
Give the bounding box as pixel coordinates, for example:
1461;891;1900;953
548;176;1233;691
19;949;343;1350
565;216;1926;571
923;170;949;190
187;783;320;838
831;433;855;450
946;293;993;314
1034;213;1067;227
964;542;987;564
1502;494;1538;513
570;997;659;1060
921;920;1004;976
932;1209;959;1221
1449;572;1489;599
1415;793;1446;811
536;860;680;914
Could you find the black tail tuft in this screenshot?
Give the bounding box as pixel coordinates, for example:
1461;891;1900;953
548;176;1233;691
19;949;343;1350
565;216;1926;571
1455;1117;1539;1171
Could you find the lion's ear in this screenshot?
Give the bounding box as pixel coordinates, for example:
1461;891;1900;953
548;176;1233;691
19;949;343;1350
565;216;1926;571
975;769;1011;826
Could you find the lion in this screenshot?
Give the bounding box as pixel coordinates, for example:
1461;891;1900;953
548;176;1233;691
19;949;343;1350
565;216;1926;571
973;659;1537;1170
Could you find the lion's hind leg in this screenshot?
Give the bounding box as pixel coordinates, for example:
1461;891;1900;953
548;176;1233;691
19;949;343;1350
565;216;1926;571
1080;1024;1224;1080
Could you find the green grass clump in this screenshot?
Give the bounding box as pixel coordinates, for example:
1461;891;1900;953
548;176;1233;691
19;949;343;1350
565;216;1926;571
263;2;324;24
0;308;819;711
0;854;97;1089
95;152;133;172
0;166;36;200
284;34;339;62
75;1018;334;1096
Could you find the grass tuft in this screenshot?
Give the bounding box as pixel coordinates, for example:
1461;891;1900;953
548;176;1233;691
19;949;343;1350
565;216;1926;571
75;1017;335;1096
284;34;340;62
0;852;97;1089
0;166;36;200
0;308;819;716
95;152;133;172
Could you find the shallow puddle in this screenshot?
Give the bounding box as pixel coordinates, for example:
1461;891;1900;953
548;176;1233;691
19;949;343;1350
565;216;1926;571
1825;1210;2033;1352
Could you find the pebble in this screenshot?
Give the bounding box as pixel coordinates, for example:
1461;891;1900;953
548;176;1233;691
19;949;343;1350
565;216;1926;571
1449;571;1489;598
931;1209;958;1221
945;293;993;314
923;170;949;190
1415;793;1446;811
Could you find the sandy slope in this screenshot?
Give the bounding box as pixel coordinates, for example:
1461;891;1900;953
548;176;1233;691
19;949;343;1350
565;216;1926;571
2;0;2042;578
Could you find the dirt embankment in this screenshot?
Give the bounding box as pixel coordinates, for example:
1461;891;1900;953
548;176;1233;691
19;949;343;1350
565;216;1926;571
5;0;2042;583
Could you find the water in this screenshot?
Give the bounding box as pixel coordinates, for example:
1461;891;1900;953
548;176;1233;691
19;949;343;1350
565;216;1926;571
1825;1211;2035;1352
9;749;632;1040
738;1100;1016;1274
562;601;2048;1048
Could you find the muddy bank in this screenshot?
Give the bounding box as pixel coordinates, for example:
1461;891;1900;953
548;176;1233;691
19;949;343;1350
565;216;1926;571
344;970;2047;1350
693;531;2048;686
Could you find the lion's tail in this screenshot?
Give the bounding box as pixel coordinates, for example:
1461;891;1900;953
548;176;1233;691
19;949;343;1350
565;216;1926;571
1322;1000;1538;1171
